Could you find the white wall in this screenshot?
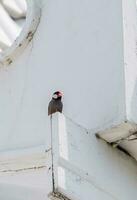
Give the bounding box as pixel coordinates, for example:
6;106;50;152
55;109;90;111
0;0;125;151
123;0;137;123
0;146;52;200
52;113;137;200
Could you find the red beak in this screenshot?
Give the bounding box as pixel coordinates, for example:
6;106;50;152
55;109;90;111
58;92;63;97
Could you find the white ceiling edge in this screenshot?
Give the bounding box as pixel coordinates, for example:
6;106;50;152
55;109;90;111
96;121;137;161
0;0;41;66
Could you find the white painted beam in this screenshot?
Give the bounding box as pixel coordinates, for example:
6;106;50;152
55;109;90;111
122;0;137;123
51;113;137;200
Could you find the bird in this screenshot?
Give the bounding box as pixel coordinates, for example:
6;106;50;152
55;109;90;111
48;91;63;115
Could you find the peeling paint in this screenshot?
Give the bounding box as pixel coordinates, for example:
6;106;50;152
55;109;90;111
26;31;34;42
0;0;41;67
6;58;13;65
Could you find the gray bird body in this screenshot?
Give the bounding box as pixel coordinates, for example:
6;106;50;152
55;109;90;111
48;98;63;115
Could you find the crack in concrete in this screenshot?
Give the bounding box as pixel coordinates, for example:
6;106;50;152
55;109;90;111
0;165;46;173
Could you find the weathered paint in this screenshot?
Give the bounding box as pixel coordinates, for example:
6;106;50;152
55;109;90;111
51;113;137;200
0;0;124;151
97;121;137;161
0;0;136;199
0;146;52;200
0;0;41;66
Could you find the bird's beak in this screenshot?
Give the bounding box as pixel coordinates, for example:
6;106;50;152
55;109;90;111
58;92;63;97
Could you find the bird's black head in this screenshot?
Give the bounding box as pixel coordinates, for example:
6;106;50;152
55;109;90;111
52;91;63;100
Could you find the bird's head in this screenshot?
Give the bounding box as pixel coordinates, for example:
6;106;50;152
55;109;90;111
52;91;63;100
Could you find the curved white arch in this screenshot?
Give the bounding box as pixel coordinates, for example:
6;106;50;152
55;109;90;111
0;0;41;66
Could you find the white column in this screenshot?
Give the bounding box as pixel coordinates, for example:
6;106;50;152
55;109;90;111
122;0;137;122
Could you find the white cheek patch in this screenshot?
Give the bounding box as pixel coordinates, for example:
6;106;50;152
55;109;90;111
52;94;58;99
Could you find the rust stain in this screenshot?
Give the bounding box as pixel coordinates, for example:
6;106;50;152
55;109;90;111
49;191;71;200
19;43;22;47
26;31;34;42
6;58;13;65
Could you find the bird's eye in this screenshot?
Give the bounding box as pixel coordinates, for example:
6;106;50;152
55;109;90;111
52;94;58;99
